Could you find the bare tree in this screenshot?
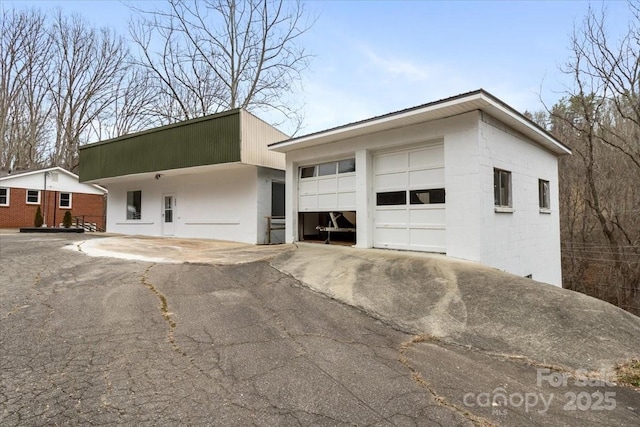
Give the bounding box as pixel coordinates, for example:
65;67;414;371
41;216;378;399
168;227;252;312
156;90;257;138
129;0;312;131
0;8;52;171
546;2;640;314
45;11;129;171
91;67;161;140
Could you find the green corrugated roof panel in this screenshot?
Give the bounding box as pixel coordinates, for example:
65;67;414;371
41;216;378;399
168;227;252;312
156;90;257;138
79;110;242;182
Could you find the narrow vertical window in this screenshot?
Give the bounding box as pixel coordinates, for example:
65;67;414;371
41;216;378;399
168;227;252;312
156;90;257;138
127;190;142;219
493;168;512;208
539;179;550;210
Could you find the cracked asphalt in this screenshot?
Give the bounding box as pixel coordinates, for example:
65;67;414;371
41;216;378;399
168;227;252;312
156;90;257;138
1;233;639;426
1;234;469;426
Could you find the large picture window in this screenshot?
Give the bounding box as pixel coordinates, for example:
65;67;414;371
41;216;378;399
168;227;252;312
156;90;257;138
493;168;512;208
0;188;8;206
127;190;142;220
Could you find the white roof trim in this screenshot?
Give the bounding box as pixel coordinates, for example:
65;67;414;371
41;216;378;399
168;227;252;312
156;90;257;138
269;90;571;156
0;166;107;193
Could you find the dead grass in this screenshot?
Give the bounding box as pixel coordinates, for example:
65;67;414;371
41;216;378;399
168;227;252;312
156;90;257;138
615;359;640;388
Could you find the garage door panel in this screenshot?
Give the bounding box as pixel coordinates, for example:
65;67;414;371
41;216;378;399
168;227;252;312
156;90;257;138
409;228;446;250
318;177;337;192
337;191;356;208
318;193;338;209
409;208;446;224
409;147;444;168
375;172;407;190
376;208;409;224
409;168;444;187
374;227;408;247
299;180;317;195
299;194;316;211
298;158;356;212
373;142;445;253
374;152;407;172
337;175;356;189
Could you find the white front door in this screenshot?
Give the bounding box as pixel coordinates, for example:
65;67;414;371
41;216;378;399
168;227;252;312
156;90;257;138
162;194;175;236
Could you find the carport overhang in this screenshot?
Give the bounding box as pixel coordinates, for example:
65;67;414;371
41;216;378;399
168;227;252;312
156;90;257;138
82;162;247;187
269;89;571;156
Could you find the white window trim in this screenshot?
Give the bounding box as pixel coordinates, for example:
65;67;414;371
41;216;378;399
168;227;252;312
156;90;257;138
494;206;515;213
0;187;9;207
538;179;551;211
493;168;512;209
126;190;142;220
59;192;72;209
26;189;41;205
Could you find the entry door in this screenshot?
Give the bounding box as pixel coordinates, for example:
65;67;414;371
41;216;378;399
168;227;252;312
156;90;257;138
162;194;175;236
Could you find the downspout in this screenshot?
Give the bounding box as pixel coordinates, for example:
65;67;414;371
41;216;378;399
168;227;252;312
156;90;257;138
53;191;58;228
43;171;48;227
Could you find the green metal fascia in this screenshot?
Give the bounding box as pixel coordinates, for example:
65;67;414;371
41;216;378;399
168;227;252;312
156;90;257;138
79;110;242;182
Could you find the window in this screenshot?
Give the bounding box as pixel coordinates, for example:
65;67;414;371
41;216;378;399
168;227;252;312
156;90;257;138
410;188;446;204
26;189;40;204
338;158;356;174
539;179;550;210
59;192;72;209
493;168;512;208
0;188;9;206
318;162;337;176
126;190;142;220
300;166;316;178
271;182;285;217
300;158;356;179
376;191;406;206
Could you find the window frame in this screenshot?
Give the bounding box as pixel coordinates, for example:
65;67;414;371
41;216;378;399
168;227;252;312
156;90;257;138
539;179;551;212
409;188;446;205
376;190;407;206
493;168;512;210
59;192;72;209
26;189;41;205
299;158;356;180
126;190;142;220
0;187;9;207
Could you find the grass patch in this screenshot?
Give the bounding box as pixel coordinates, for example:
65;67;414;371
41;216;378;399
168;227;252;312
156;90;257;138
615;359;640;387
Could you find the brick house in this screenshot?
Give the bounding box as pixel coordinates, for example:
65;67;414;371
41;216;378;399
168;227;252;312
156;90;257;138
0;167;107;230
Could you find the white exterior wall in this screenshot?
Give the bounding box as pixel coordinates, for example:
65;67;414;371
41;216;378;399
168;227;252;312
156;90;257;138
1;169;105;195
284;112;482;251
105;166;261;244
282;110;563;286
477;114;562;286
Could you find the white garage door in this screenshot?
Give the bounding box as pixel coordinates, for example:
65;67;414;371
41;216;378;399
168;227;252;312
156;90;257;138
298;158;356;212
373;144;446;252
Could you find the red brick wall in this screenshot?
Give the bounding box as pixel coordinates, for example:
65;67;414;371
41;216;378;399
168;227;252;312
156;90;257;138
0;187;105;229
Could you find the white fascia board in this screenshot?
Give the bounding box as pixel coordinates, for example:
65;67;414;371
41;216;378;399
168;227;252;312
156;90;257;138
269;90;571;156
0;167;108;194
477;93;572;156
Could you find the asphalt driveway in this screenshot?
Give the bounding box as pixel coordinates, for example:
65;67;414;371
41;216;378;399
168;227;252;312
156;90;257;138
1;233;638;426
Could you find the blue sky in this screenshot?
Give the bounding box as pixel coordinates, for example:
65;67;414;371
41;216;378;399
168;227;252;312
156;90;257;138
5;0;633;135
